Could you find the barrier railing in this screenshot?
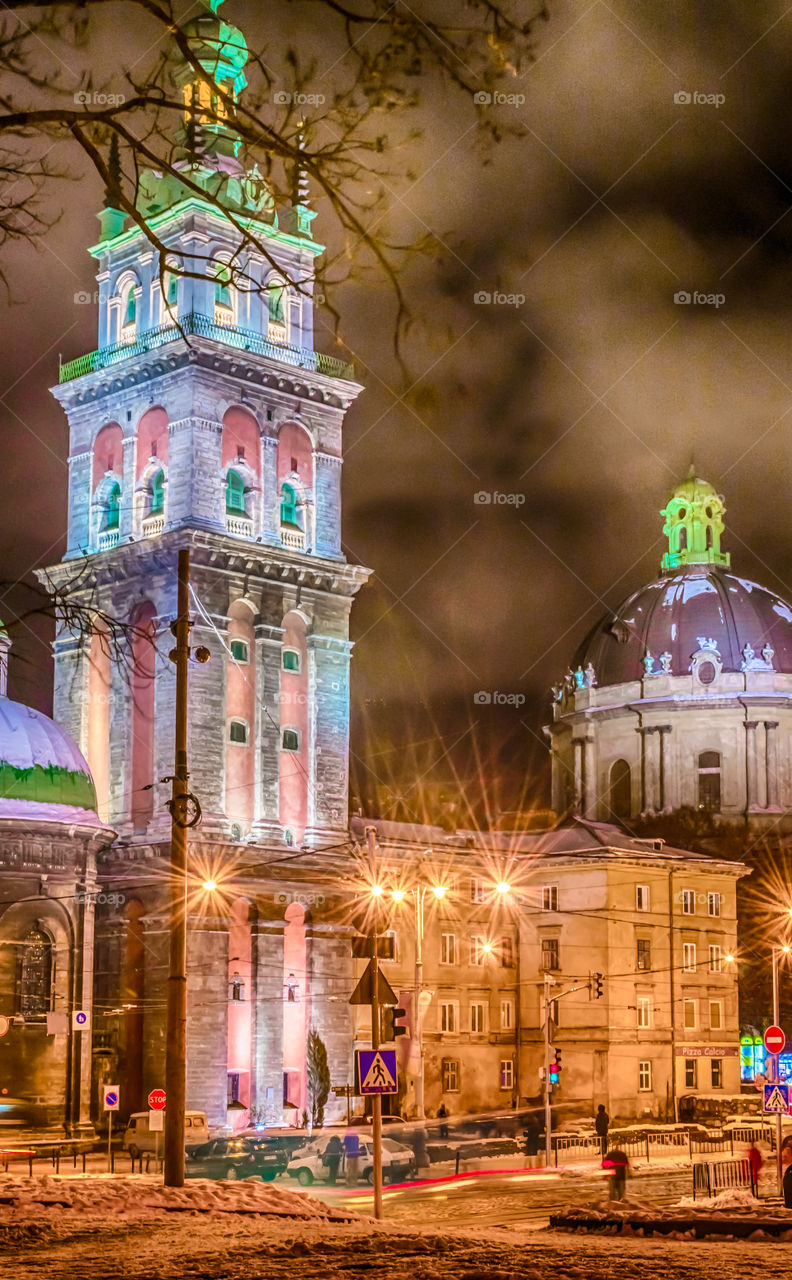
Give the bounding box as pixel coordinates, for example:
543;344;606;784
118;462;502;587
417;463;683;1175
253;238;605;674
692;1158;756;1200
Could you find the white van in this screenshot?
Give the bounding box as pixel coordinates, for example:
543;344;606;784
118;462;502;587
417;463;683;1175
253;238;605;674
122;1111;210;1156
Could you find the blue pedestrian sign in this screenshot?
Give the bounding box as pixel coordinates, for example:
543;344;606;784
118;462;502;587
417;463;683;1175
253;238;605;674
356;1048;398;1095
763;1083;789;1113
72;1010;90;1029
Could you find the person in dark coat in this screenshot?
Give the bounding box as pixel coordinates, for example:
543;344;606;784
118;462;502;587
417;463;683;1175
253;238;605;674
437;1103;449;1140
410;1124;429;1171
343;1130;362;1185
323;1134;343;1185
602;1148;628;1200
523;1117;541;1168
594;1104;610;1156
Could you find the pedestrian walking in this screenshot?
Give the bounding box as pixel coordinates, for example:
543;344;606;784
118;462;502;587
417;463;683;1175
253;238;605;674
323;1134;343;1185
602;1148;629;1200
523;1116;541;1169
437;1103;449;1140
343;1129;362;1185
410;1123;429;1171
594;1104;610;1157
747;1142;763;1196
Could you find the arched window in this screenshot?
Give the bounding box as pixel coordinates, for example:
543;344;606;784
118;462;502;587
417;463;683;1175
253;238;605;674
121;286;137;343
282;728;299;752
226;469;246;514
150;470;165;516
698;751;721;812
214;265;233;326
229;719;248;744
282;649;300;673
706;524;713;550
105;482;121;530
280;483;299;527
267;280;286;331
16;928;52;1019
678;527;687;552
230;639;249;663
608;759;632;820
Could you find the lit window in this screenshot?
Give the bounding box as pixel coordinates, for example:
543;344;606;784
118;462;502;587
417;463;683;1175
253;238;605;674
637;996;652;1028
710;1000;723;1030
685;1059;697;1089
470;936;486;966
500;937;515;968
638;1061;652;1092
282;728;299;752
711;1059;723;1088
683;942;697;972
282;650;300;673
541;938;559;971
470;1002;486;1033
681;889;695;916
226;469;246;514
707;891;721;917
684;998;697;1029
230;639;249;663
542;885;558;911
637;939;651;971
708;944;722;973
499;1060;514;1091
441;1059;460;1092
636;885;650;912
698;751;721;812
470;877;485;904
440;1001;458;1033
440;933;456;965
500;997;514;1030
229;719;248;744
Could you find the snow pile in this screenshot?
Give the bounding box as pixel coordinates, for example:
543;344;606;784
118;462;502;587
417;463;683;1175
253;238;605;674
675;1189;762;1212
0;1175;357;1220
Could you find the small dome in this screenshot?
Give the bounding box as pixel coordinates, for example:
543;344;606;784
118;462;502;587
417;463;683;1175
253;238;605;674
182;0;249;90
0;698;99;824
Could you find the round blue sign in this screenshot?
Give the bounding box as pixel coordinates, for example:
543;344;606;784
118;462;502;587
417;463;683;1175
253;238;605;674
75;1012;87;1025
105;1091;118;1107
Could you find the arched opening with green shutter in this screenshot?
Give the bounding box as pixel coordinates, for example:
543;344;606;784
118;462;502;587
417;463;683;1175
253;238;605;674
105;482;121;530
267;279;286;329
214;265;233;324
226;469;246;514
150;470;165;516
280;482;299;528
121;286;137;340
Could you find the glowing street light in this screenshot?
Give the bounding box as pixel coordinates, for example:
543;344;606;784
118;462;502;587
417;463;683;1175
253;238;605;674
391;888;407;902
371;884;384;897
202;879;217;893
432;885;447;899
495;881;511;895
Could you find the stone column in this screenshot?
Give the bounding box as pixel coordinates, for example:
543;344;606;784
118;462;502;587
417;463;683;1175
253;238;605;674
765;721;780;808
305;922;355;1121
641;727;659;813
168;416;225;530
314;452;343;559
259;435;280;544
120;435;137;541
582;736;596;819
572;739;584;814
66;451;92;557
745;721;759;811
250;625;284;841
250;916;285;1122
657;726;672;810
186;909;230;1127
303;635;353;845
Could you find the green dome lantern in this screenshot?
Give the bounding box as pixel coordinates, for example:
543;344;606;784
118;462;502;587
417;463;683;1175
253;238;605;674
660;474;730;573
180;0;249;98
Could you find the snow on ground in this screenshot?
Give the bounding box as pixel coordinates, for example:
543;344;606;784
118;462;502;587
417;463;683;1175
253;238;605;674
0;1173;357;1220
675;1189;768;1211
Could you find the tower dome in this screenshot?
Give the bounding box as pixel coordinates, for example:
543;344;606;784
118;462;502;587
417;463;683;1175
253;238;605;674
0;625;99;824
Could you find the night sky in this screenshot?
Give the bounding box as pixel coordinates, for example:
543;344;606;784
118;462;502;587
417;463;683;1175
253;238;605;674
4;1;792;822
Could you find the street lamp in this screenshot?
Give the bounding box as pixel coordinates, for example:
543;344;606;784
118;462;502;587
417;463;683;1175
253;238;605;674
202;879;217;893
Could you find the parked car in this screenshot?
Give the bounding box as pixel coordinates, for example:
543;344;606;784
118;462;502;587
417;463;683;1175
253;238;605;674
286;1134;415;1186
0;1098;48;1128
122;1110;209;1156
185;1136;288;1181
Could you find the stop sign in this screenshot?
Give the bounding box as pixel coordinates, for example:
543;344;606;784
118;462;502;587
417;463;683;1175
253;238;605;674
764;1025;786;1055
148;1088;166;1110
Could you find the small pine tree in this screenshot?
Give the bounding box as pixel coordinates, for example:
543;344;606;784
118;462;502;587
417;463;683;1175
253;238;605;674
306;1028;331;1128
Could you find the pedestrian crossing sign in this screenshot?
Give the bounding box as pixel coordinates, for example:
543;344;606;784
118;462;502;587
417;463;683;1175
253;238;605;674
763;1083;790;1113
356;1048;398;1095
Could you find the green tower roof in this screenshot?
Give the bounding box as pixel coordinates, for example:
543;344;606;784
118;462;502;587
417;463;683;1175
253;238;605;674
660;475;730;573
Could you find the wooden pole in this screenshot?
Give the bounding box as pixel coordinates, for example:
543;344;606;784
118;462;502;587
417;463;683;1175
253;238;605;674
165;549;190;1186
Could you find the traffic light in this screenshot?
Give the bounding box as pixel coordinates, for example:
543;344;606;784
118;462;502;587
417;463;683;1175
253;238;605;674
549;1049;563;1084
591;972;604;999
381;1005;408;1042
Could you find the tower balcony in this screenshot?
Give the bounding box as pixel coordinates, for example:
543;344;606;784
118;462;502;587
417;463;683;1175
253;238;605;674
97;528;120;551
141;514;165;538
58;311;354;384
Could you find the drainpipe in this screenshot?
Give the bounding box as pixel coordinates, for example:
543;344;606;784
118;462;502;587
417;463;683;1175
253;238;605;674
667;866;677;1123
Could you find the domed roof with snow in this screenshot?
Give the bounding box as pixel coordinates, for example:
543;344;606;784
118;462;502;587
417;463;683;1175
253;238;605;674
573;476;792;686
0;629;99;824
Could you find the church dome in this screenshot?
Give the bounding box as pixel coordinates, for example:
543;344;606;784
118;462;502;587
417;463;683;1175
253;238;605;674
572;476;792;687
182;0;249;93
0;628;99;824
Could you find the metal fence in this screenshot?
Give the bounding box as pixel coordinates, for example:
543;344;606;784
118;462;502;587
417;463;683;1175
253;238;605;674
692;1158;756;1200
551;1126;773;1165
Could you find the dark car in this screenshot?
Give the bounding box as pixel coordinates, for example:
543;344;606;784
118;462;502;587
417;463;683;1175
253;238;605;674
0;1099;48;1128
185;1137;288;1181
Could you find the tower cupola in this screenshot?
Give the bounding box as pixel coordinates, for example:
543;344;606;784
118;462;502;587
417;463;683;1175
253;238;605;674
660;474;730;572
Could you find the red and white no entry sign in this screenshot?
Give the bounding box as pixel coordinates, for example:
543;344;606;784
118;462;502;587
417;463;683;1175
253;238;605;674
148;1088;166;1110
764;1025;786;1055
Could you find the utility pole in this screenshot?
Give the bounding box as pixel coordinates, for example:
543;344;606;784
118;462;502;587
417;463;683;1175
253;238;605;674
772;949;783;1198
543;973;553;1166
366;825;383;1220
165;549;191;1187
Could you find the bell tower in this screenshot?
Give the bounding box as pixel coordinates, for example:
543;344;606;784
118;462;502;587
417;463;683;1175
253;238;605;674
44;0;369;849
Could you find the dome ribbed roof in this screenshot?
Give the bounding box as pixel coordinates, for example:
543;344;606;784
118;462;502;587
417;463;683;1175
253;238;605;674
0;698;99;823
575;568;792;686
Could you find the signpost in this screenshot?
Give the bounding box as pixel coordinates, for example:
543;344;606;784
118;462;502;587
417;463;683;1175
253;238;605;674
332;1083;354;1125
763;1083;790;1114
103;1085;119;1172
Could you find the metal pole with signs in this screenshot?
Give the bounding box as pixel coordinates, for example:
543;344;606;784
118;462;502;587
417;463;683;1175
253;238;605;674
765;995;786;1198
103;1084;120;1172
149;1089;166;1165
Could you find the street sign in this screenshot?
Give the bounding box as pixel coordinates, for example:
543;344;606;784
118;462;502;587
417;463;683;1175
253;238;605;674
333;1084;354;1097
0;1015;9;1037
356;1048;398;1095
103;1084;120;1111
148;1088;167;1111
351;935;395;960
46;1012;68;1036
763;1083;790;1114
72;1010;90;1030
148;1109;164;1132
349;959;397;1007
764;1025;786;1055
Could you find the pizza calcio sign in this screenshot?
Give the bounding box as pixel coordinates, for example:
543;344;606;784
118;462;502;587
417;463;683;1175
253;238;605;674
675;1046;739;1057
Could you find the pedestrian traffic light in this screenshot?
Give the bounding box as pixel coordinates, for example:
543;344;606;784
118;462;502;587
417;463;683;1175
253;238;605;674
591;972;604;999
381;1005;408;1042
549;1061;559;1084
